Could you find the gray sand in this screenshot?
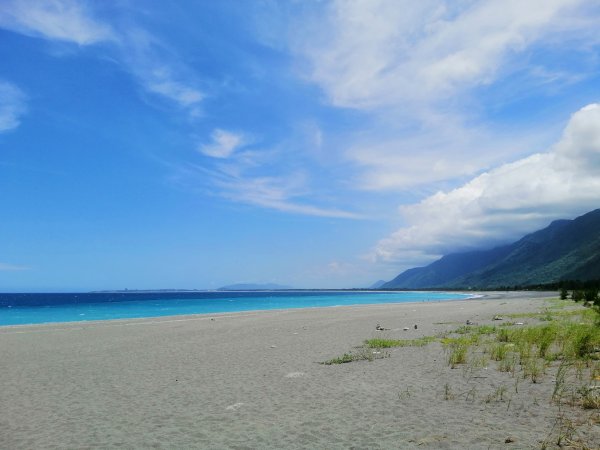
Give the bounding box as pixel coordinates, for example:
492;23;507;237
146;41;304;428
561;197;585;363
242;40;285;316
1;292;599;449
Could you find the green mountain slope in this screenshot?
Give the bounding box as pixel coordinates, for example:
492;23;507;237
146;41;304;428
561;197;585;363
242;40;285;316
382;209;600;289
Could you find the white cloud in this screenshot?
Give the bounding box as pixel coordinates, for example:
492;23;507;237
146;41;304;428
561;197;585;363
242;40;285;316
293;0;599;193
0;262;29;271
0;0;115;45
199;129;245;159
0;81;27;133
208;167;361;219
146;80;203;107
373;103;600;266
119;30;204;111
0;2;204;116
298;0;590;110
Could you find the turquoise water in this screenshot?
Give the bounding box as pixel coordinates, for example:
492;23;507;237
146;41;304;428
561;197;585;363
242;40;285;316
0;291;471;326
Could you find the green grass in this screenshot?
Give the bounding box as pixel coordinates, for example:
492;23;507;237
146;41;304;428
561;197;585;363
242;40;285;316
321;353;355;365
324;301;600;399
453;324;496;335
364;336;436;348
320;346;390;365
489;342;510;361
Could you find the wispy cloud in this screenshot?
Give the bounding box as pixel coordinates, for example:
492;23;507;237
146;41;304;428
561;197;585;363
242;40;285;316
298;0;592;111
199;129;245;159
293;0;600;192
0;1;203;115
0;0;115;45
217;174;362;219
182;131;361;220
194;161;362;219
0;80;27;133
372;103;600;267
118;28;204;113
0;262;29;271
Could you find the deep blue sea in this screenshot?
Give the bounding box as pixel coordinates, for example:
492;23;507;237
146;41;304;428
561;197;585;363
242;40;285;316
0;291;471;326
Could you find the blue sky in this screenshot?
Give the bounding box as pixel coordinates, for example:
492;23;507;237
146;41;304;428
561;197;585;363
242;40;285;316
0;0;599;291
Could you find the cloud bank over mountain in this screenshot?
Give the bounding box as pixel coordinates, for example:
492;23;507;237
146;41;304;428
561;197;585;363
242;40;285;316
374;103;600;266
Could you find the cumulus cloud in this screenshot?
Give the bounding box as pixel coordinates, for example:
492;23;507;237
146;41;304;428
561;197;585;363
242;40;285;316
199;129;245;159
373;103;600;266
0;81;27;133
0;0;115;45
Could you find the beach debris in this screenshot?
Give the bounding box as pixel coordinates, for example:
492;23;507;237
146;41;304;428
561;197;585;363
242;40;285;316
493;315;503;321
466;319;473;325
226;402;245;411
285;372;305;378
403;327;410;331
270;345;277;348
414;324;418;330
515;322;524;326
375;324;389;331
504;436;515;443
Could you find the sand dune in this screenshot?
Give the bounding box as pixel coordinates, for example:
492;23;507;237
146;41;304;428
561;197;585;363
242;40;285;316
1;293;599;449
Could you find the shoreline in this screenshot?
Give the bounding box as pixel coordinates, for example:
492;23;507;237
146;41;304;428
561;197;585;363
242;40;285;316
0;290;555;330
3;292;596;449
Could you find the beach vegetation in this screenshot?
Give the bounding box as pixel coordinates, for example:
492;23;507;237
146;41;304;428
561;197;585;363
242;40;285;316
523;358;543;383
447;342;469;368
498;355;517;374
321;346;390;365
484;385;507;403
571;290;584;302
321;353;355;365
578;386;600;409
443;383;454;400
398;386;412;400
489;342;510;361
454;324;496;335
364;336;435;348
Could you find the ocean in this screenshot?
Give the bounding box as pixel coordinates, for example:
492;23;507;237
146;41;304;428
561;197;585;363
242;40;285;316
0;290;471;326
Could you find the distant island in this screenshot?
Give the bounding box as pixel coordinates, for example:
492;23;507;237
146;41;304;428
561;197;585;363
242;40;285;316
217;283;293;291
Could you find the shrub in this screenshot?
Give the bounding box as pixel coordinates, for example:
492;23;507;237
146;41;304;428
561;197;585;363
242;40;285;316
572;290;584;302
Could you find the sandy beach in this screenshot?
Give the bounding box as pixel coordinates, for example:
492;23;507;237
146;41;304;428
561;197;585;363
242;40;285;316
1;292;599;449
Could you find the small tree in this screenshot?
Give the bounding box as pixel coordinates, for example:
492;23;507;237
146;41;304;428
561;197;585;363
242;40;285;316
560;287;569;300
572;290;584;302
584;288;599;305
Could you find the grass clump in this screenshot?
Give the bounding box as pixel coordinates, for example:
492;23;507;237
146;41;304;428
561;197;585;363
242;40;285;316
321;347;389;365
489;343;510;361
579;386;600;409
454;324;496;335
484;385;507;403
443;336;474;368
321;353;355;365
365;336;436;348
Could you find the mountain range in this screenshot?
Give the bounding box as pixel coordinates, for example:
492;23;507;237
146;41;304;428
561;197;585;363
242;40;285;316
381;208;600;289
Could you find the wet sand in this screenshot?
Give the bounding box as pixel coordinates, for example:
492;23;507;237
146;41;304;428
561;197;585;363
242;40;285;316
1;292;598;449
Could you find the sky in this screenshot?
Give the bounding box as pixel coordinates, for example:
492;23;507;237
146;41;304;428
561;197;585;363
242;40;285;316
0;0;599;292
